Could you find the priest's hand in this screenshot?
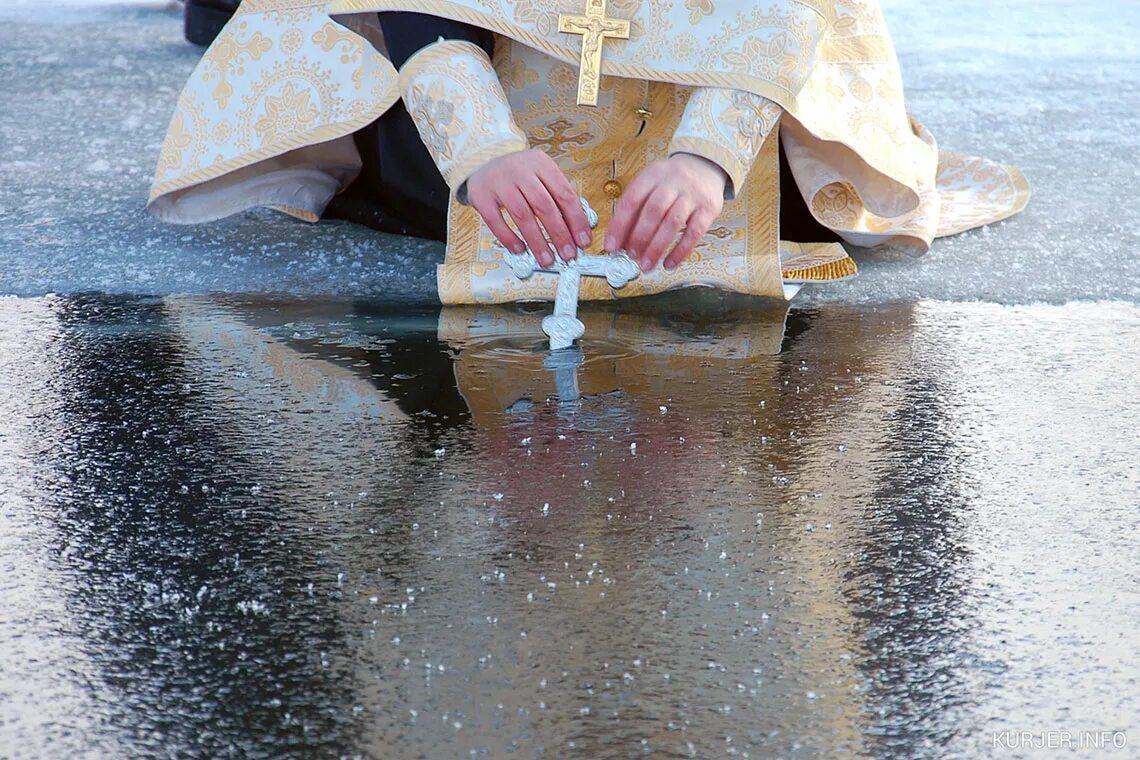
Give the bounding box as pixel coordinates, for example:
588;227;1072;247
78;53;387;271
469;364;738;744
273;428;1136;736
467;149;594;268
605;153;727;272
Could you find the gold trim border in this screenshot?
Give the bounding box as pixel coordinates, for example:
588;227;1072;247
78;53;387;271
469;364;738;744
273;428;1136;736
938;162;1031;238
781;255;858;282
149;96;399;205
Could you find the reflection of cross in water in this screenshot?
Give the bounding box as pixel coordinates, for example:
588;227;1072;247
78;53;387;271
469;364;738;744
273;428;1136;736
558;0;631;106
503;200;639;350
543;348;584;404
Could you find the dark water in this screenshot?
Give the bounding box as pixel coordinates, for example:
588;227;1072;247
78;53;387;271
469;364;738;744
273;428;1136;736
1;294;1137;759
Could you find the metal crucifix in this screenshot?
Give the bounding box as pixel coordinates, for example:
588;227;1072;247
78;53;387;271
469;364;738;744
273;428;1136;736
558;0;630;106
503;248;640;350
502;200;639;350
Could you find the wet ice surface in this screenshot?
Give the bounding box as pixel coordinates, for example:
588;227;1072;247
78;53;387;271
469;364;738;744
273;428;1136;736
1;293;1138;759
1;0;1139;302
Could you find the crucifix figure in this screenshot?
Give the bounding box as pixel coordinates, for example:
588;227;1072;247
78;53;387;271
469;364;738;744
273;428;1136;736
558;0;631;106
503;200;640;350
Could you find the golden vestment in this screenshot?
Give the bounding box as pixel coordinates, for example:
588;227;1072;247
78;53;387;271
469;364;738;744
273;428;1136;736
148;0;1029;303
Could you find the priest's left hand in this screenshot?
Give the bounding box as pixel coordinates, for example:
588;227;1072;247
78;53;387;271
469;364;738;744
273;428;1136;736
604;153;727;272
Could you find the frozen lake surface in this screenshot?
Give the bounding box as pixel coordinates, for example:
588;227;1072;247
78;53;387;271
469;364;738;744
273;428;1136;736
1;1;1139;758
1;294;1138;758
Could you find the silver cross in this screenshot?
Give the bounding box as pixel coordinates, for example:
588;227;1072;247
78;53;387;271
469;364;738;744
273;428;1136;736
502;200;640;350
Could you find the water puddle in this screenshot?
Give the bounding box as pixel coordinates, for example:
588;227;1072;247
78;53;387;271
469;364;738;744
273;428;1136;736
1;294;1136;758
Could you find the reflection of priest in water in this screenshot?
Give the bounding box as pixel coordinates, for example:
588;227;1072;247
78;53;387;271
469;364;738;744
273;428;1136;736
138;294;973;755
149;0;1028;304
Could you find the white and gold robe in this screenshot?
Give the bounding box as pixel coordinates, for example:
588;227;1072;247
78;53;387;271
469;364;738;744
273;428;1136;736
148;0;1029;303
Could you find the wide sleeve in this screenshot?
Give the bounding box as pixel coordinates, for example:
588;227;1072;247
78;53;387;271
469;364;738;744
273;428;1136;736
398;39;529;203
668;87;783;200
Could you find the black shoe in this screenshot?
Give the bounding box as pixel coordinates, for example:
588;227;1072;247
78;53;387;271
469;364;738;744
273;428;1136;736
183;0;240;46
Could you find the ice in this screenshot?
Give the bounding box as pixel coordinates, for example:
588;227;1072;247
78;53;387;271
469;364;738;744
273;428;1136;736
236;599;268;616
1;0;1138;303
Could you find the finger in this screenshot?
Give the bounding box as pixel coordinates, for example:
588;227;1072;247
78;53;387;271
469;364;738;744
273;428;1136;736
501;188;556;268
604;174;654;253
472;194;525;254
536;162;592;251
639;200;691;273
520;176;577;263
663;208;715;271
626;188;679;265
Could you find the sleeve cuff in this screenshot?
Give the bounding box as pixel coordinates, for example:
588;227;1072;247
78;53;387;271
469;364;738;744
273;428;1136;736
669;88;782;201
398;39;528;195
667;137;747;201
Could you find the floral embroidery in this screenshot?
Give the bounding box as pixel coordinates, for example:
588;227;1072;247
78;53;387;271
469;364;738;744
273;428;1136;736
684;0;713;25
212;119;234;145
721;33;799;91
253;82;319;145
506;60;540;89
158;111;192;174
849;76;874;103
200;30;272;110
280;27;304;55
406;84;457;164
311;21;362;65
671;32;699;60
547;62;578;91
731;91;780;154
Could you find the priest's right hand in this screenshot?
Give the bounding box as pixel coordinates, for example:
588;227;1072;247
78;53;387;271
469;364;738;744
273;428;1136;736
466;149;594;268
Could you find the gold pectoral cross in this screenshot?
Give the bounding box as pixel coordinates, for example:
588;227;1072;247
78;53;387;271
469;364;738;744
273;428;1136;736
558;0;630;107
